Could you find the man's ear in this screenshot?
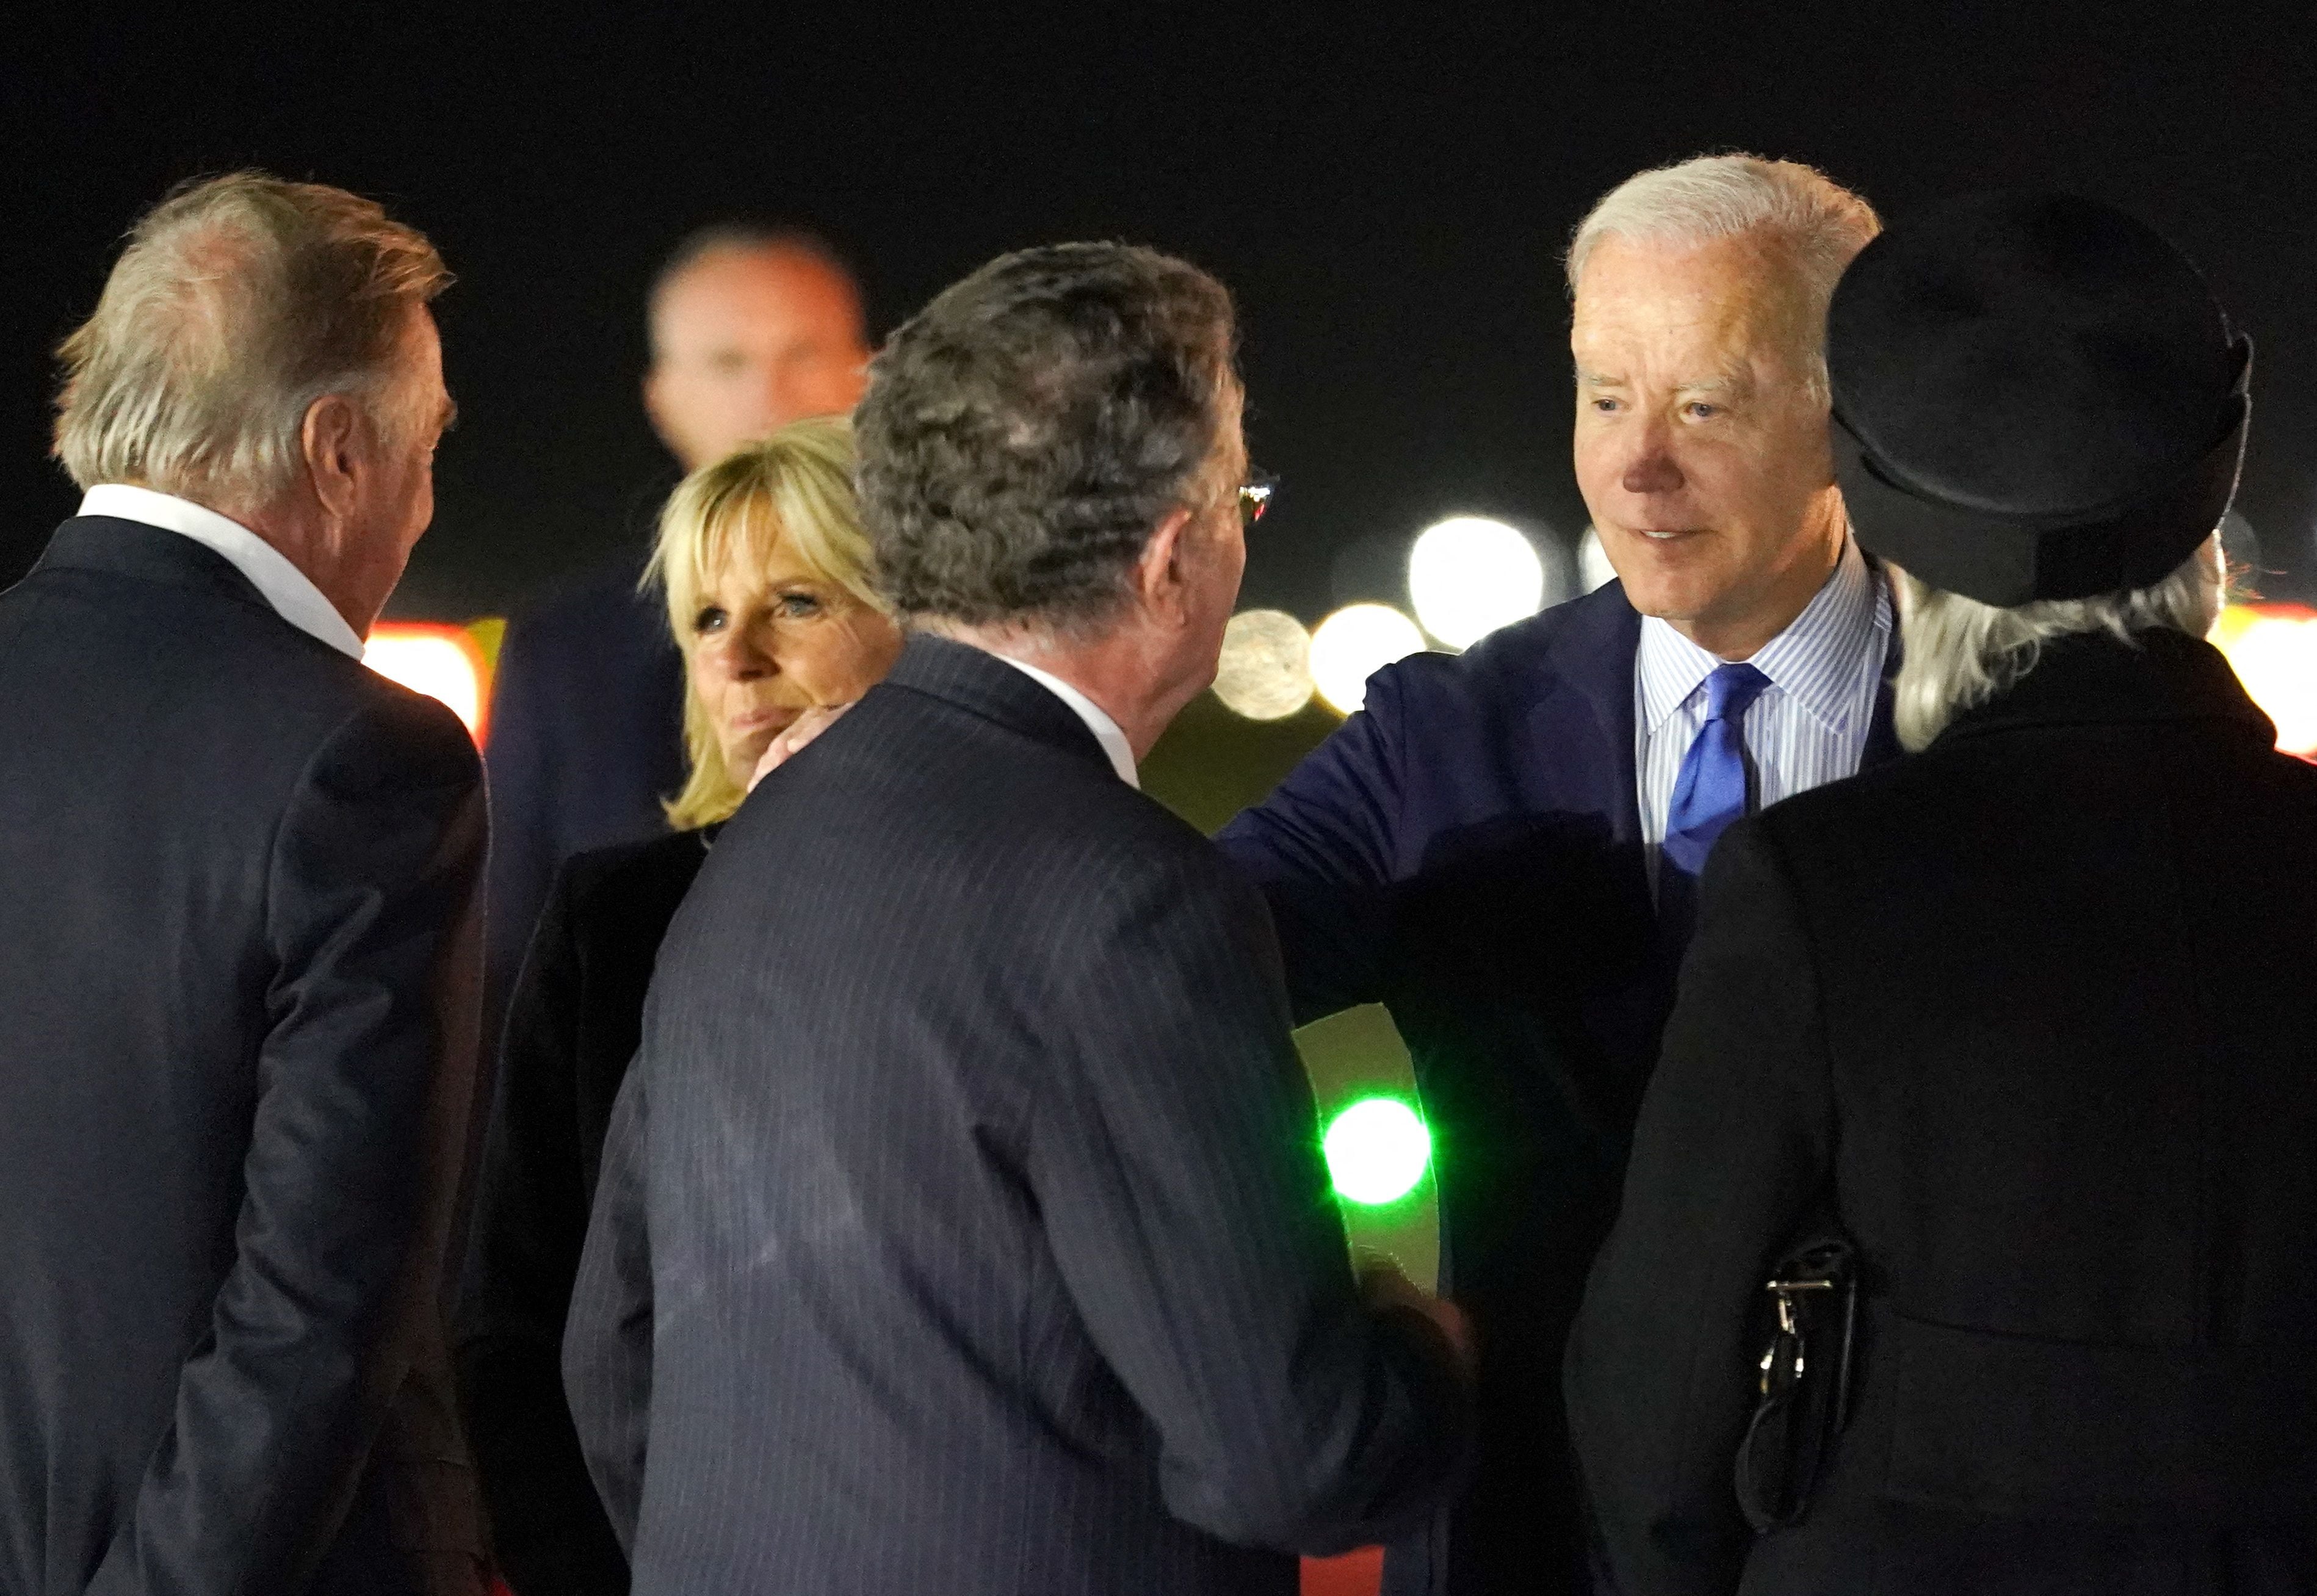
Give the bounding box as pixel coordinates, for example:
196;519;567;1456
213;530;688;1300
1135;506;1197;624
301;394;363;524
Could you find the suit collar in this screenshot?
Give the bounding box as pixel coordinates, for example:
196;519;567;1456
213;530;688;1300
1635;534;1888;738
33;515;280;615
1936;627;2274;746
882;633;1116;775
988;653;1139;785
71;488;363;659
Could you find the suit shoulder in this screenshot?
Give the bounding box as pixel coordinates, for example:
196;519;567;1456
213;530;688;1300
300;674;484;798
1362;582;1633;718
145;585;479;775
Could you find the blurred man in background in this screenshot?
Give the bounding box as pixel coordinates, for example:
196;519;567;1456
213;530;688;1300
483;226;870;1027
1215;154;1893;1596
0;173;485;1596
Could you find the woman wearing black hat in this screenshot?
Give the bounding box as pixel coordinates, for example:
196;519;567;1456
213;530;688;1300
1566;191;2317;1594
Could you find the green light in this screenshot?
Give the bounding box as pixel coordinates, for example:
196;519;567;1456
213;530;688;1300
1323;1096;1432;1206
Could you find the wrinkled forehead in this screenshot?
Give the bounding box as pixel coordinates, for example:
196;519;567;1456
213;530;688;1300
1570;231;1815;378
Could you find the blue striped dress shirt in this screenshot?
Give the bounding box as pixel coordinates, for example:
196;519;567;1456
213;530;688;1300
1636;535;1892;882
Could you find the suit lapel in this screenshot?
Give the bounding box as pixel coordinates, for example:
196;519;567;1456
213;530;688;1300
1862;556;1906;771
1531;581;1645;846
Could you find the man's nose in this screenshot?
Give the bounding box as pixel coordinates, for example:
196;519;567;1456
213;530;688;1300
1619;419;1686;496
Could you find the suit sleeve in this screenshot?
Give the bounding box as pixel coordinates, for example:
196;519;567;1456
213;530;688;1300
1212;670;1409;1026
1563;818;1835;1596
87;694;487;1596
1029;847;1470;1554
563;1064;654;1557
454;867;631;1595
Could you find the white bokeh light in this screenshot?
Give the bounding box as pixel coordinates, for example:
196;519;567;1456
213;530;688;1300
1406;516;1544;648
1212;608;1316;721
1577;525;1617;594
1309;603;1426;716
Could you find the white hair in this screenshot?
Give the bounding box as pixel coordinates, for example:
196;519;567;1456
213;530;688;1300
1566;154;1880;394
53;171;450;512
1890;537;2225;751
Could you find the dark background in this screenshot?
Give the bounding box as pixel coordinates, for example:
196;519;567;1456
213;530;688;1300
7;5;2315;623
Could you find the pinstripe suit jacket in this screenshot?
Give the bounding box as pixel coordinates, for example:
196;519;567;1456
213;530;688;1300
564;635;1470;1596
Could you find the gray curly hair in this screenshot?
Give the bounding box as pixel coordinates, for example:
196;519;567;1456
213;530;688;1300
852;241;1237;632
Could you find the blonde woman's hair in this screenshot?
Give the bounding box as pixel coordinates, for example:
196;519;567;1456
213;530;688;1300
54;171;450;509
646;415;887;829
1566;154;1879;398
1890;536;2225;751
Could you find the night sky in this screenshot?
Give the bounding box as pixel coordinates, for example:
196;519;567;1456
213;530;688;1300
8;6;2315;622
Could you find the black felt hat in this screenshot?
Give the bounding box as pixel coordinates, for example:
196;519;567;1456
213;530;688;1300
1827;190;2250;606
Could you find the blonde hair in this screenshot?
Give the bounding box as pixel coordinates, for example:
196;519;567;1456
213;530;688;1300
646;416;887;829
54;171;450;508
1890;537;2225;751
1566;154;1879;396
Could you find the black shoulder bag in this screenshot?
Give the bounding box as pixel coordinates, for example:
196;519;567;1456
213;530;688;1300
1732;1227;1859;1533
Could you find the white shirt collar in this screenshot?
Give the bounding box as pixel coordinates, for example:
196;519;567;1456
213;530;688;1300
991;654;1140;787
1636;533;1885;735
79;483;365;660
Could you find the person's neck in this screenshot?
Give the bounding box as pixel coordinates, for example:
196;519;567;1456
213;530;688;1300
233;495;381;637
1671;516;1846;662
928;618;1192;762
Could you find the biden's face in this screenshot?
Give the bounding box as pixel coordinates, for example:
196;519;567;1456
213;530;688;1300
1571;231;1846;659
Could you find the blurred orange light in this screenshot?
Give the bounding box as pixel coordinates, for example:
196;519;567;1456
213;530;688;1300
2211;603;2317;757
365;623;490;745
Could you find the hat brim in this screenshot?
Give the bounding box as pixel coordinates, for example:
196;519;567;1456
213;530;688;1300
1834;338;2250;607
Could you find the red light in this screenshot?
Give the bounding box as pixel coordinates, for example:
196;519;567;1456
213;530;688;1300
365;623;491;745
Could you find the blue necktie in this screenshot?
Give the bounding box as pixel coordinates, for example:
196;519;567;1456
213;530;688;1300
1661;662;1771;914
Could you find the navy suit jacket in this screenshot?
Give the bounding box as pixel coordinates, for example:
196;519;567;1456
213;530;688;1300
1215;579;1898;1596
0;518;489;1596
483;557;685;1038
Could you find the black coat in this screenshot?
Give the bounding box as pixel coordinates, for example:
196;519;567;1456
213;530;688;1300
0;518;490;1596
455;828;712;1596
1568;629;2317;1595
563;635;1472;1596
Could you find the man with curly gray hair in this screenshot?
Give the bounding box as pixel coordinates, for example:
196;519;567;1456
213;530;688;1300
566;242;1473;1596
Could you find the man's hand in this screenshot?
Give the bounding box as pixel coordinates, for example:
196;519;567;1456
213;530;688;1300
749;702;856;792
1356;1249;1474;1384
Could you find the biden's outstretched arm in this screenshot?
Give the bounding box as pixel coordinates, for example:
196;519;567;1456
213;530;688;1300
1212;673;1409;1027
